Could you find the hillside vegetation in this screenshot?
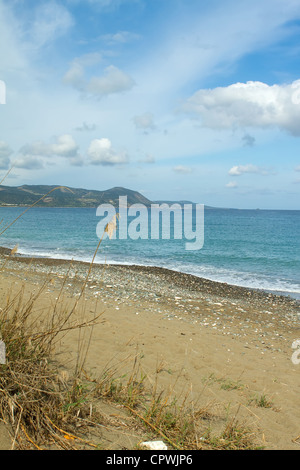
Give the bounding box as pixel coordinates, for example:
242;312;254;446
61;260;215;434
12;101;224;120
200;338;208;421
0;185;152;208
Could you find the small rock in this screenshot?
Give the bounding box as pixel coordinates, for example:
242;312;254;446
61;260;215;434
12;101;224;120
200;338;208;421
140;440;168;451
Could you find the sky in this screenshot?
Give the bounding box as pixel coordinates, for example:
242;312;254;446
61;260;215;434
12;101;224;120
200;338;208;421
0;0;300;209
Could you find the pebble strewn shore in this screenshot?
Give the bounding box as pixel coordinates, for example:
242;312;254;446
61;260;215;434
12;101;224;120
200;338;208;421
1;247;299;355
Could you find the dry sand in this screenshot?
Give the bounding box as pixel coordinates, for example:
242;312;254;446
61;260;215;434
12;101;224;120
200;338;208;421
0;248;300;450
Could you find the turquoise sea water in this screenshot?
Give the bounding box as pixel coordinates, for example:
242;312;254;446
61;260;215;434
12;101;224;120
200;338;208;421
0;206;299;299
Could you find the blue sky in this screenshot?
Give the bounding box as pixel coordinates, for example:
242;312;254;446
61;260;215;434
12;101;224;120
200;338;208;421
0;0;300;209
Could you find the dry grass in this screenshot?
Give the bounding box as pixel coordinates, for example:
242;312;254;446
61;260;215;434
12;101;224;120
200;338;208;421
0;269;103;449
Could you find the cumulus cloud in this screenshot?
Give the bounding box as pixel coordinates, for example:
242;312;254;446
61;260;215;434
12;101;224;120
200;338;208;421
63;60;135;97
173;165;192;174
63;53;103;89
63;62;85;90
87;66;135;96
13;156;44;170
52;135;84;165
0;141;13;169
88;138;129;165
51;134;79;158
20;135;79;158
228;164;272;176
17;135;83;168
19;141;50;157
182;80;300;136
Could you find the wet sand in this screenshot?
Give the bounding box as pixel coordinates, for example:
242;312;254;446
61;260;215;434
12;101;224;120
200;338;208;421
0;247;300;450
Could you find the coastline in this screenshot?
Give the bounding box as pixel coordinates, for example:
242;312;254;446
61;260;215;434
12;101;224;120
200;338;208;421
0;246;299;304
1;246;300;449
1;245;299;354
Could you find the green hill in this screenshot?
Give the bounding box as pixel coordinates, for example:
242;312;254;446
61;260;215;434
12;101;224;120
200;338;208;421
0;185;152;208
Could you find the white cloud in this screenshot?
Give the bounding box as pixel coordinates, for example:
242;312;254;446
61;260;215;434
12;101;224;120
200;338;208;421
88;138;129;165
63;63;135;97
51;134;79;158
226;181;238;188
182;80;300;136
228;164;273;176
87;66;135;96
173;165;192;174
17;135;82;168
20;135;79;158
295;165;300;172
19;141;51;157
63;53;102;90
63;62;85;90
13;156;44;170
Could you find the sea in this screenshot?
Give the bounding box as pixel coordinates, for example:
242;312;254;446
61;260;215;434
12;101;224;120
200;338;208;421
0;206;299;300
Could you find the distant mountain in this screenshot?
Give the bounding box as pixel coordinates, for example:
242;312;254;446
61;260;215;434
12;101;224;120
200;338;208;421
152;200;227;210
0;184;228;209
0;185;152;208
153;200;195;206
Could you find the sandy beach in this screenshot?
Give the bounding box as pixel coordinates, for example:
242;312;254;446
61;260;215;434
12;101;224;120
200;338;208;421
0;246;300;450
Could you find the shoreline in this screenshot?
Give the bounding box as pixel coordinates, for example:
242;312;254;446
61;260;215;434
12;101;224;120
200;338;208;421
1;244;300;356
0;246;299;305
